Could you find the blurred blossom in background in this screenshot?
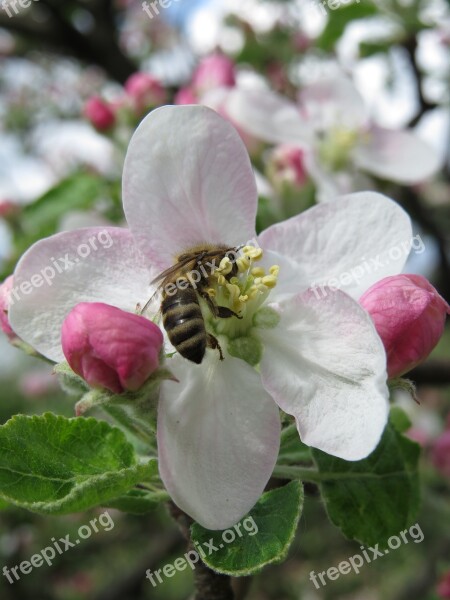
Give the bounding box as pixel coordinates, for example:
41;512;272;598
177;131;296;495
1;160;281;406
0;0;450;598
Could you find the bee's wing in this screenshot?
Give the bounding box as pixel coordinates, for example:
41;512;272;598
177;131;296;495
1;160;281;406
149;256;199;286
139;286;164;316
141;256;200;316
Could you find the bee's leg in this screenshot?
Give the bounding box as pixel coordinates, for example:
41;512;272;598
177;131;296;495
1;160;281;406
207;333;224;360
200;291;242;319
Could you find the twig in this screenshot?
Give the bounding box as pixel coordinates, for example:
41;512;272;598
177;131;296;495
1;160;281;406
168;502;235;600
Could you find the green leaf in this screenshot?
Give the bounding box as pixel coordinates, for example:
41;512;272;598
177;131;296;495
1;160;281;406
0;413;158;515
0;498;10;510
104;489;169;515
190;481;304;576
390;406;412;434
20;172;102;239
317;2;378;52
278;424;311;464
312;417;421;547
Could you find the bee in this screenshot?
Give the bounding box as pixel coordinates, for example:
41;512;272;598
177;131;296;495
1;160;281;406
141;245;241;364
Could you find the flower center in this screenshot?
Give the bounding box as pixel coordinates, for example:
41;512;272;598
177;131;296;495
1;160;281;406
205;246;280;341
319;127;359;171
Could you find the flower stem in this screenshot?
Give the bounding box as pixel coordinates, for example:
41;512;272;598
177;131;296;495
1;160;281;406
272;465;324;482
102;404;155;448
168;502;234;600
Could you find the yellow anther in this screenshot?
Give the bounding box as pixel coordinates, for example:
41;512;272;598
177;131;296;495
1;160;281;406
207;288;216;298
251;267;265;277
269;265;280;277
248;287;262;300
242;246;263;261
215;274;226;286
253;277;262;286
226;283;241;301
239;294;249;303
237;256;252;273
217;256;233;275
262;275;277;289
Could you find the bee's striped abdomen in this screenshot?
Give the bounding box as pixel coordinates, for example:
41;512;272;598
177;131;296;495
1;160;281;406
162;287;206;364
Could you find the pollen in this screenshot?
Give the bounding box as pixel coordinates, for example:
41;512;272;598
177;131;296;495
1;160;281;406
208;247;280;339
217;256;233;275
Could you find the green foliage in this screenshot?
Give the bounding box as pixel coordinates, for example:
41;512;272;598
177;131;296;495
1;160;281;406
190;481;304;576
312;418;421;547
277;423;311;464
2;172;104;278
0;413;158;514
105;489;169;514
317;2;379;52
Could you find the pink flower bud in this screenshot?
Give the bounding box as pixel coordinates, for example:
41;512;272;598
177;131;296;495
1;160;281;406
438;572;450;599
268;145;308;190
360;275;450;378
0;200;19;219
432;430;450;478
192;53;236;95
62;303;164;394
84;96;116;131
124;72;166;113
174;86;198;105
0;276;16;340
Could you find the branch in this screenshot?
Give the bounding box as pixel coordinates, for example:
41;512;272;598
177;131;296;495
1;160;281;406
403;35;436;127
0;1;136;83
168;502;235;600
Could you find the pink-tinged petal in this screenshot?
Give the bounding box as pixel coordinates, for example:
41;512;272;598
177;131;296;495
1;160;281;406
123;105;258;270
259;290;389;461
9;228;154;362
0;276;15;339
299;76;369;131
360;274;450;378
222;87;314;146
259;192;413;300
62;303;163;393
355;126;442;184
158;353;280;530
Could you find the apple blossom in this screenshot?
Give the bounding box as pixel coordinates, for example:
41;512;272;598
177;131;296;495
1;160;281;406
213;76;442;200
124;72;166;113
10;106;415;529
360;275;450;378
267;144;309;192
84;96;116;131
62;303;164;394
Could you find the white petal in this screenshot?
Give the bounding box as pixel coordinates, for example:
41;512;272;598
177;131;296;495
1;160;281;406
9;228;154;362
258;192;413;299
299;76;369;131
355;126;442;183
157;353;280;530
259;290;389;461
122;105;258;270
223;87;314;146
